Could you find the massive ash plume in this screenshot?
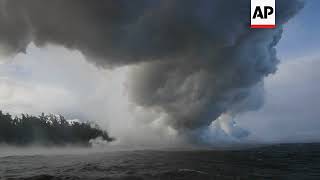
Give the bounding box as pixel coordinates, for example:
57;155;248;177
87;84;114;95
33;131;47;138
0;0;303;132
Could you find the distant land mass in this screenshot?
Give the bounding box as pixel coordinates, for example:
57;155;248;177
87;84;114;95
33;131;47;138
0;111;114;147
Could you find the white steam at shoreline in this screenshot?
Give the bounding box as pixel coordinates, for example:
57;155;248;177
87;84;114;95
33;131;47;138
0;0;306;146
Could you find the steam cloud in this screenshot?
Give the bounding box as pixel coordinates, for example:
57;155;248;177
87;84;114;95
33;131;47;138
0;0;303;133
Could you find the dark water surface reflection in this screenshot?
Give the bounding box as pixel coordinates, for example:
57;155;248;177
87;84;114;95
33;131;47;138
1;144;320;180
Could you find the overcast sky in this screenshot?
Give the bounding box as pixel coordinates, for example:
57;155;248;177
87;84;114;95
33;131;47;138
0;0;319;145
237;0;320;143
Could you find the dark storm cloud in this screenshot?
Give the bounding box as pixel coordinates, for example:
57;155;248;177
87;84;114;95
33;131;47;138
0;0;303;130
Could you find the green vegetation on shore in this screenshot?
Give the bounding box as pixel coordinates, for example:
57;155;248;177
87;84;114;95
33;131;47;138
0;111;114;146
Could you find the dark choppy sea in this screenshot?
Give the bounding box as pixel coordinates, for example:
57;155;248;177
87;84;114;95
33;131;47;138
0;143;320;180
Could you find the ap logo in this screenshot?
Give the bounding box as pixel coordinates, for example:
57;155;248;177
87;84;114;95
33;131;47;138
251;0;276;29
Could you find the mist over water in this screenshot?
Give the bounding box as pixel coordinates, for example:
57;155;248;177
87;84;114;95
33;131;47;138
0;144;319;180
1;1;320;179
0;145;106;157
1;0;316;152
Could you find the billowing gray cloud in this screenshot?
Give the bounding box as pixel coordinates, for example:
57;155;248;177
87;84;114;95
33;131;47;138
0;0;303;132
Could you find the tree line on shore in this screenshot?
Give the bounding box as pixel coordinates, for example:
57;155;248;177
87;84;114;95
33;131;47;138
0;110;114;146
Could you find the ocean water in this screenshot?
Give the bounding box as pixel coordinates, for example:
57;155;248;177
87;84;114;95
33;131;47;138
0;143;320;180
